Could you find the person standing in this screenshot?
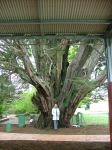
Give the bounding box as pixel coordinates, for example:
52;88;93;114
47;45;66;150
52;104;60;129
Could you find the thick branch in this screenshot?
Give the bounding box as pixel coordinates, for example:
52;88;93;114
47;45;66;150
59;44;93;103
31;40;41;72
15;42;53;112
61;41;70;83
63;69;106;121
0;60;31;83
83;43;104;77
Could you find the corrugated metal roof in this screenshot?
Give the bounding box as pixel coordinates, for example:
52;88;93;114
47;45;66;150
0;24;107;34
37;0;112;20
0;0;111;36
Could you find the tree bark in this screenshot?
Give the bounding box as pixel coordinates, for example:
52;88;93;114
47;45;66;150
32;91;52;128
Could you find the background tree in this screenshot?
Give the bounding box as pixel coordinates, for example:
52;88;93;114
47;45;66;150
8;90;37;114
0;38;106;127
0;71;15;117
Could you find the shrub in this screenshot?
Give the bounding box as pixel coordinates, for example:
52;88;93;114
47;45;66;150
8;90;37;114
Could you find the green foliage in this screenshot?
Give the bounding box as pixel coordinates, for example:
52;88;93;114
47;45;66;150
73;77;97;90
8;90;37;114
0;103;3;116
0;74;15;115
63;99;69;108
78;96;91;107
0;101;10;116
0;74;15;101
68;46;78;62
63;78;96;108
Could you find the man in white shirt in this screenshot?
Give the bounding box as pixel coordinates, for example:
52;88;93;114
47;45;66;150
52;103;60;129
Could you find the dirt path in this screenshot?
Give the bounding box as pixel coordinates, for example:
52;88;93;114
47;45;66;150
0;132;110;142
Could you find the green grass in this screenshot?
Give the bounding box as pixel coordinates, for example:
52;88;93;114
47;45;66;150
71;113;109;126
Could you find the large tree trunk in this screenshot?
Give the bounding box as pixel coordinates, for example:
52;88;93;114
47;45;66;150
32;92;71;128
31;69;106;128
32;91;52;128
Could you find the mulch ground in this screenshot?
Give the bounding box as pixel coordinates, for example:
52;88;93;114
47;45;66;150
0;124;109;135
0;141;110;150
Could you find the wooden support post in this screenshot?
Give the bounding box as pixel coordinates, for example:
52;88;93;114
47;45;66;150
105;30;112;146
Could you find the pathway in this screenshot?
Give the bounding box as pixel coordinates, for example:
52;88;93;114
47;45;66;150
0;132;110;142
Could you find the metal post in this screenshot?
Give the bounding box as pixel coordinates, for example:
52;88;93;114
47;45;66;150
105;31;112;145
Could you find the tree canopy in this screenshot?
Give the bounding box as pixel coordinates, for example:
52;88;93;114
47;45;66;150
0;71;15;115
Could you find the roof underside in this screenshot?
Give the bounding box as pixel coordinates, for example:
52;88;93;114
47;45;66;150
0;0;112;36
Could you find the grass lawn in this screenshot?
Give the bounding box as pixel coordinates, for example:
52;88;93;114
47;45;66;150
71;113;109;126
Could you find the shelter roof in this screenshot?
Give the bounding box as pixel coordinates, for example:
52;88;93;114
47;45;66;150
0;0;111;37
